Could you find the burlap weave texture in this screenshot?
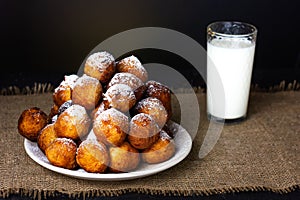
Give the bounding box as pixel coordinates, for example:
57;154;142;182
0;92;299;199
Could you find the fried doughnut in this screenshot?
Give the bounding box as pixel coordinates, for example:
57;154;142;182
109;142;140;173
54;104;91;140
72;74;103;110
127;113;160;150
142;130;175;164
107;72;146;100
84;51;116;84
37;123;57;153
17;107;49;142
45;138;77;169
116;55;148;82
131;97;168;128
145;80;172;120
52;74;78;107
93;108;129;146
76;139;109;173
103;84;136;113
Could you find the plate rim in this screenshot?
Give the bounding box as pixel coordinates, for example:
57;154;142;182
24;121;192;181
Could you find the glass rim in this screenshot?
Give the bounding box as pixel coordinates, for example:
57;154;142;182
207;21;257;38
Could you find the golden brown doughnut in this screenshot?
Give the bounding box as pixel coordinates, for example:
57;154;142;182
45;138;77;169
103;84;136;113
76;139;109;173
116;55;148;82
37;123;57;153
72;74;102;110
142;130;175;164
130;97;168;128
84;51;116;84
17;107;49;142
54;104;91;140
93;108;129;146
145;80;172;120
52;74;78;107
127;113;160;150
108;142;140;173
107;72;146;100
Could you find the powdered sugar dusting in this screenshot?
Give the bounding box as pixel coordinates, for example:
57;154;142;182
138;97;166;112
130;113;159;138
131;113;157;128
134;97;168;127
97;108;129;126
56;137;76;147
104;84;135;100
65;104;88;121
146;80;170;95
77;139;106;154
103;84;136;111
64;74;79;89
74;74;100;88
108;73;144;90
118;55;148;81
86;51;114;71
54;74;79;92
122;55;143;69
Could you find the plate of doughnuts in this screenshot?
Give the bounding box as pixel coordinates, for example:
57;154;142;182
24;121;192;181
18;51;193;181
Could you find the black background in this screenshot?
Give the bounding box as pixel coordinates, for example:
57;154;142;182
1;0;300;89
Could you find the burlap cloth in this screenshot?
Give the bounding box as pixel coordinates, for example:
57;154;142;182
0;91;299;199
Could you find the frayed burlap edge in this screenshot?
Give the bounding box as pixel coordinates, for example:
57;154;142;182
1;80;300;96
0;82;53;96
1;185;299;200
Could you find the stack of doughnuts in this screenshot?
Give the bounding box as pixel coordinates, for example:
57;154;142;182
17;51;176;173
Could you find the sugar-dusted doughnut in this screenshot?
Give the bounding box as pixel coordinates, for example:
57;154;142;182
116;55;148;82
127;113;160;150
45;138;77;169
76;139;109;173
54;104;91;141
93;108;129;146
142;130;175;164
103;84;136;113
108;142;140;173
107;72;146;100
84;51;116;84
52;74;78;107
72;74;103;110
131;97;168;128
145;80;172;120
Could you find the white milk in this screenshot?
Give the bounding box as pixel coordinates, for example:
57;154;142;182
207;39;255;119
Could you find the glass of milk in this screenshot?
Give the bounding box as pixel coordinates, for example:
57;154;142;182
206;21;257;123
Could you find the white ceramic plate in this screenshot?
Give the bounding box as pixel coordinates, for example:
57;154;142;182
24;121;192;181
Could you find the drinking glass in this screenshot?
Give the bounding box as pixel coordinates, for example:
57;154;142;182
206;21;257;123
